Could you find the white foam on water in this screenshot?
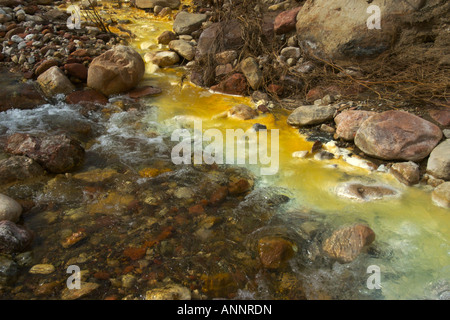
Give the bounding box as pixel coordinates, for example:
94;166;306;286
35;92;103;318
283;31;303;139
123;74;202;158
0;102;86;135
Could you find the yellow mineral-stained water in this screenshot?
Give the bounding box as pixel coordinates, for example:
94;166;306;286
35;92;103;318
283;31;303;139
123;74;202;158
104;3;449;299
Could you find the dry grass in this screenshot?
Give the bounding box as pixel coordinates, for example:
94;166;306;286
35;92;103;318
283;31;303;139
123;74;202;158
192;0;449;108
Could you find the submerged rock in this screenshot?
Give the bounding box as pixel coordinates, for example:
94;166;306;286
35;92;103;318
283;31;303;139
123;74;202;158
200;273;238;298
60;282;100;300
322;224;376;263
354;111;442;161
0;156;45;185
0;80;46;112
145;284;191;300
87;45;145;96
0;220;33;254
258;237;295;269
336;182;398;202
432;182;450;209
127;86;162;99
66;89;109;107
227;104;258;120
0;255;18;286
5;133;85;174
29;264;55;275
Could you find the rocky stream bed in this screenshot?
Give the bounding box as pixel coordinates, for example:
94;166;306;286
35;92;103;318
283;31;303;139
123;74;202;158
0;0;449;300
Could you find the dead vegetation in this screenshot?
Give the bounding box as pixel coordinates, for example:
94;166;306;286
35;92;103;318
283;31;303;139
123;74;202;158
192;0;449;109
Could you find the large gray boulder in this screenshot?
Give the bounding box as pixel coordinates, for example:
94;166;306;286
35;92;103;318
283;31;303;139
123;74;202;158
196;20;243;59
287;105;336;127
354;111;442;161
87;45;145;96
135;0;180;9
173;11;208;35
169;40;195;61
295;0;427;60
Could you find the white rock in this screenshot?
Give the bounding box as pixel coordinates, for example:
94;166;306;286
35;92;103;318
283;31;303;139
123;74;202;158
292;150;309;158
0;194;22;223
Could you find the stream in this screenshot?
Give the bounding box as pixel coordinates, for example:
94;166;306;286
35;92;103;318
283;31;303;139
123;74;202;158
0;2;449;300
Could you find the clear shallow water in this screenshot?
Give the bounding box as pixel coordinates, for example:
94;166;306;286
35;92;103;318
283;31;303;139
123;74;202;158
0;3;448;300
119;5;449;299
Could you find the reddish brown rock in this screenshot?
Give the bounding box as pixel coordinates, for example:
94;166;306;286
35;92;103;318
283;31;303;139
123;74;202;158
34;59;59;76
123;247;146;260
354;111;443;161
70;49;88;57
66;89;108;107
5;133;85;173
188;204;204;216
5;27;24;40
127;86;162;99
61;230;87;248
322;224;375;263
210;73;248;96
306;87;324;102
274;6;302;34
64;63;88;81
267;83;284;96
209;186;228;206
228;179;251;195
334;110;376;141
429;109;450;126
258;237;295;269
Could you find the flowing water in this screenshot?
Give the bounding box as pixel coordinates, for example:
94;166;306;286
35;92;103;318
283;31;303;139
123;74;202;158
0;3;448;300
